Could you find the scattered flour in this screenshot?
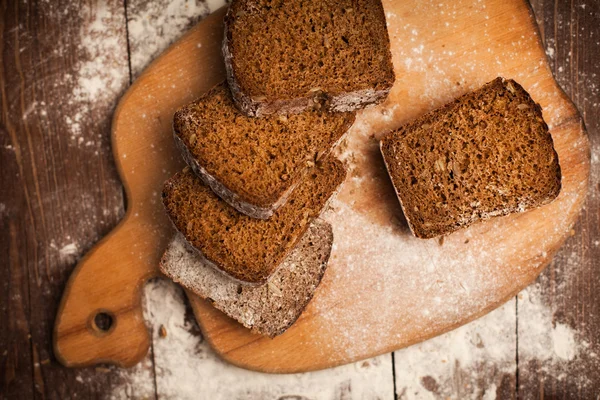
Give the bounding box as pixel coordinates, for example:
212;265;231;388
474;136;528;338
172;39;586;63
108;279;394;400
66;1;129;143
49;239;80;262
64;0;593;398
101;276;590;399
392;281;590;399
58;243;79;259
127;0;226;78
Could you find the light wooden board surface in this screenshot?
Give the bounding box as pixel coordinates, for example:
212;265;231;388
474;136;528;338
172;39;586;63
52;0;590;374
3;0;599;398
55;1;589;372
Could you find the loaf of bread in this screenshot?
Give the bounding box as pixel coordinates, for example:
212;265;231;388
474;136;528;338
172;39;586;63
162;157;346;284
380;77;562;239
223;0;395;117
160;219;333;337
173;82;354;219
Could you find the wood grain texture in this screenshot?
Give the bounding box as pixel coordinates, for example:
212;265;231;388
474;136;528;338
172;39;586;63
53;0;590;375
1;0;598;398
187;0;589;373
519;1;600;399
53;7;231;369
0;1;157;399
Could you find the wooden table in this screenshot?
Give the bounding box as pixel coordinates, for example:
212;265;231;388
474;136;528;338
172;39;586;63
1;1;598;399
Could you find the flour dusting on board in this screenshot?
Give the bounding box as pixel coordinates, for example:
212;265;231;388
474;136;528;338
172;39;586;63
107;279;394;399
392;283;593;399
81;0;593;398
100;278;591;399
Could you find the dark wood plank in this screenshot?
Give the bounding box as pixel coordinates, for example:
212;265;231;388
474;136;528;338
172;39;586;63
519;1;600;398
0;1;155;398
393;300;517;399
1;0;598;398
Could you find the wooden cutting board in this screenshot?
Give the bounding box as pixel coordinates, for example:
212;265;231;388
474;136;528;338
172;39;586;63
53;0;590;373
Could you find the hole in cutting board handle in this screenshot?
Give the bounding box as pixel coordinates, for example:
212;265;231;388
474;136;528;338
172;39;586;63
90;310;115;335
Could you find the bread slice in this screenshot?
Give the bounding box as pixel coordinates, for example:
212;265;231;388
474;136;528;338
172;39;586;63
223;0;395;117
173;82;354;219
160;219;333;337
380;77;562;239
162;157;346;284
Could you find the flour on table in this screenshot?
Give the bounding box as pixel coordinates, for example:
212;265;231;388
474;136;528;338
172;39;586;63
107;279;394;400
65;2;128;146
58;243;79;259
49;239;80;262
127;0;226;78
76;0;592;398
391;282;593;400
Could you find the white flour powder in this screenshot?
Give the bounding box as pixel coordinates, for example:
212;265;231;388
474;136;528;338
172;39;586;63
56;1;594;398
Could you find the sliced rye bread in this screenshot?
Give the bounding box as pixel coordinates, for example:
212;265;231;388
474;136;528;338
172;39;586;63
380;77;562;239
162;156;346;284
160;219;333;337
173;82;355;219
223;0;395;117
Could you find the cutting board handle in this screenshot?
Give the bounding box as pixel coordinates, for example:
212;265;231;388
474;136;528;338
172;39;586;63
52;7;228;367
53;216;159;367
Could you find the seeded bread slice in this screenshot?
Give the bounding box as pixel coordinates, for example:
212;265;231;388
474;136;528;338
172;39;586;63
173;82;354;219
223;0;395;117
380;77;562;239
160;219;333;337
162;157;346;284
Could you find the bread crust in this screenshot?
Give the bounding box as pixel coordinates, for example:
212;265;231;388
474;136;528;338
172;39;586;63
222;0;394;117
162;158;347;284
160;220;334;337
380;77;562;239
173;82;355;218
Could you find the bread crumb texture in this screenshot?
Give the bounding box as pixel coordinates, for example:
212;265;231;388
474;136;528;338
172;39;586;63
225;0;394;102
160;219;333;337
174;82;354;208
162;157;346;283
381;77;562;238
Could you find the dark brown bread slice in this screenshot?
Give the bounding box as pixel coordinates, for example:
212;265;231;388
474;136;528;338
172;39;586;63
160;219;333;337
380;77;562;239
162;157;346;283
173;82;354;219
223;0;395;117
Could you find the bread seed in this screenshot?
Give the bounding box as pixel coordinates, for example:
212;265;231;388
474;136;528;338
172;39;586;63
434;158;446;172
189;133;197;145
421;124;432;129
268;281;282;297
183;166;191;173
506;82;516;93
187;221;194;231
517;104;529;110
159;325;167;338
306;160;315;168
281;174;289;181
